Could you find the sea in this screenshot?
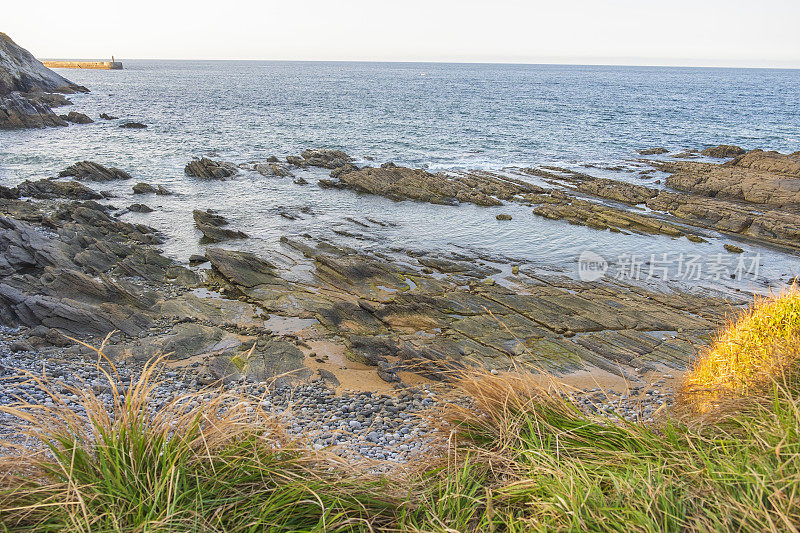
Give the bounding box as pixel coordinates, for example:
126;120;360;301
1;61;799;293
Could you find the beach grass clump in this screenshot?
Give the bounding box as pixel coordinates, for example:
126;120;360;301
0;355;394;532
681;288;800;410
399;368;800;532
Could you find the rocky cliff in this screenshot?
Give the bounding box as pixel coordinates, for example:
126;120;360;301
0;32;88;129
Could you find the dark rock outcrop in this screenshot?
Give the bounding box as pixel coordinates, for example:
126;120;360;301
132;182;154;194
701;145;746;158
0;204;176;337
1;92;67;128
0;32;88;129
132;182;172;195
637;147;669;155
239;161;293;178
128;203;154;213
0;33;86;95
300;149;352;169
15;179;103;200
119;122;146;129
193;209;247;242
99;113;118;120
205;248;278;288
60;111;93;124
185;158;238;179
59;161;132;182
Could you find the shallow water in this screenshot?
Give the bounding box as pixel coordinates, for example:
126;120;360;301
1;61;799;293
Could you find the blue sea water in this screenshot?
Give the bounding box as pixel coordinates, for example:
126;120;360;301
1;61;799;292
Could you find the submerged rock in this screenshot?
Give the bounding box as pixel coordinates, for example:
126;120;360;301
59;161;133;182
185;158;238;179
724;244;744;254
119;121;147;129
99;112;118;120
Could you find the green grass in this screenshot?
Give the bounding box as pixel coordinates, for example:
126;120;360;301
2;291;800;532
0;358;395;532
406;371;800;532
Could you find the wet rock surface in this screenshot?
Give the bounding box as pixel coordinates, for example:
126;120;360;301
12;179;103;200
657;150;800;206
637;147;669;155
1;92;68;129
239;161;294;177
132;182;172;195
299;149;353;169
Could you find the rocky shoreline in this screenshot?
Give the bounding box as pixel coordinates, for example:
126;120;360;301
5;139;799;462
2;34;799;460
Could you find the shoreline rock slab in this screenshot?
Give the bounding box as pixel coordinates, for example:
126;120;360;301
657;150;800;207
324;165;537;206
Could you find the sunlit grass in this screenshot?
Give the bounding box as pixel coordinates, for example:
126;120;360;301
681;288;800;411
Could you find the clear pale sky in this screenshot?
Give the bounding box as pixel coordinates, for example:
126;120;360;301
7;0;800;67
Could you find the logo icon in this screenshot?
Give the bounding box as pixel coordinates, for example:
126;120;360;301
578;250;608;282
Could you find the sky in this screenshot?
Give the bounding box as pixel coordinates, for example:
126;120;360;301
6;0;800;67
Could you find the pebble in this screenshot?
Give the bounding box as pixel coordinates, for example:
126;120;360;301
0;328;674;464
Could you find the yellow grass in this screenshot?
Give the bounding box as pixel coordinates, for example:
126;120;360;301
681;288;800;411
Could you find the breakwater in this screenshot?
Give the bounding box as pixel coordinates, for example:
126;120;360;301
42;60;122;70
